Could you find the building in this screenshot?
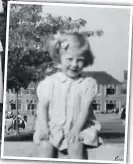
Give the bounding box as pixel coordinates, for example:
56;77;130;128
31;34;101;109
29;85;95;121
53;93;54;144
6;71;127;114
87;71;127;113
6;82;37;114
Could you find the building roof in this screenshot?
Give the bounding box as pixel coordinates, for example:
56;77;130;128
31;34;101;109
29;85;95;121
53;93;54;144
27;71;121;88
83;71;121;85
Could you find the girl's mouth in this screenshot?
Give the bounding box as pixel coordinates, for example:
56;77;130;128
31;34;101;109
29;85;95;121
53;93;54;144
70;69;78;73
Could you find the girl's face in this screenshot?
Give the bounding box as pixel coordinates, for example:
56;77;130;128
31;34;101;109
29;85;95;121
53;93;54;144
61;51;85;79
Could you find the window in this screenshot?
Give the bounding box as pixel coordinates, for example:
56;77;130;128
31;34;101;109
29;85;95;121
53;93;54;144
91;100;101;110
27;99;37;110
106;100;117;110
11;103;16;110
106;85;116;95
27;104;36;110
30;100;33;103
10;100;16;110
9;100;21;110
106;100;116;104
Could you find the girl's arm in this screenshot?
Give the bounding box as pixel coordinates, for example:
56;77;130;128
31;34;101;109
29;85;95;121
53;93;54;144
35;99;49;133
66;78;97;140
33;79;51;143
71;100;92;133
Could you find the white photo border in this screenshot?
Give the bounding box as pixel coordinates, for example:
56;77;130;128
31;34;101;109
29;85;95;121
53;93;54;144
1;1;133;164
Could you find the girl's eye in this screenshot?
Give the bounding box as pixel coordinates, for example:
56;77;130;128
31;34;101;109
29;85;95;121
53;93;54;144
78;59;84;63
67;58;73;61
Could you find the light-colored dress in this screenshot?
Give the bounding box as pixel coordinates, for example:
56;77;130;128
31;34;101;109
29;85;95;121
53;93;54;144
36;72;101;151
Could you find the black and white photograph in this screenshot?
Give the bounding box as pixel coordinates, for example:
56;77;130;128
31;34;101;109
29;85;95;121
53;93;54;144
1;1;133;163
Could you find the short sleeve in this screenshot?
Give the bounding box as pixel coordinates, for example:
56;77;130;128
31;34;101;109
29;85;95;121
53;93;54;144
82;77;98;102
37;76;53;103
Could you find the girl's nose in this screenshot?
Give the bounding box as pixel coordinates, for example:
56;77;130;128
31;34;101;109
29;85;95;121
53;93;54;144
71;60;78;68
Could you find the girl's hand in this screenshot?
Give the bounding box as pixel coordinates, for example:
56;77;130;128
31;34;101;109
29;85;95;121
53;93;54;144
66;128;81;144
40;127;49;140
33;127;50;144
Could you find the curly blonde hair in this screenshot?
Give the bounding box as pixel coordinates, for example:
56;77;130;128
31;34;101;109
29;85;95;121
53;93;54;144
47;31;95;67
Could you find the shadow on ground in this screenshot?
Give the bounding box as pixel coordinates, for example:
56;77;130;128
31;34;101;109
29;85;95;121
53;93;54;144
4;130;125;144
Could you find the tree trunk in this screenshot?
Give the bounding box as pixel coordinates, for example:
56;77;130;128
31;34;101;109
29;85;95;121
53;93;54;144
16;91;19;135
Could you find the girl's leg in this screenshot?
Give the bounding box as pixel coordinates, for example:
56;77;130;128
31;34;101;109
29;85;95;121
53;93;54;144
68;142;86;159
35;140;55;158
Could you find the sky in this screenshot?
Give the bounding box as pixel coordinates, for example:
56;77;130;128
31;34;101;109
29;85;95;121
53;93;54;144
41;4;131;82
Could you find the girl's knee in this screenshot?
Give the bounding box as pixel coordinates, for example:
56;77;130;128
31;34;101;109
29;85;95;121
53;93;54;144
68;142;85;159
35;140;55;158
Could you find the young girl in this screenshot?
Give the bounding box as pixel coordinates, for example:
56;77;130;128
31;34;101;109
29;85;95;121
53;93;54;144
33;31;101;159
